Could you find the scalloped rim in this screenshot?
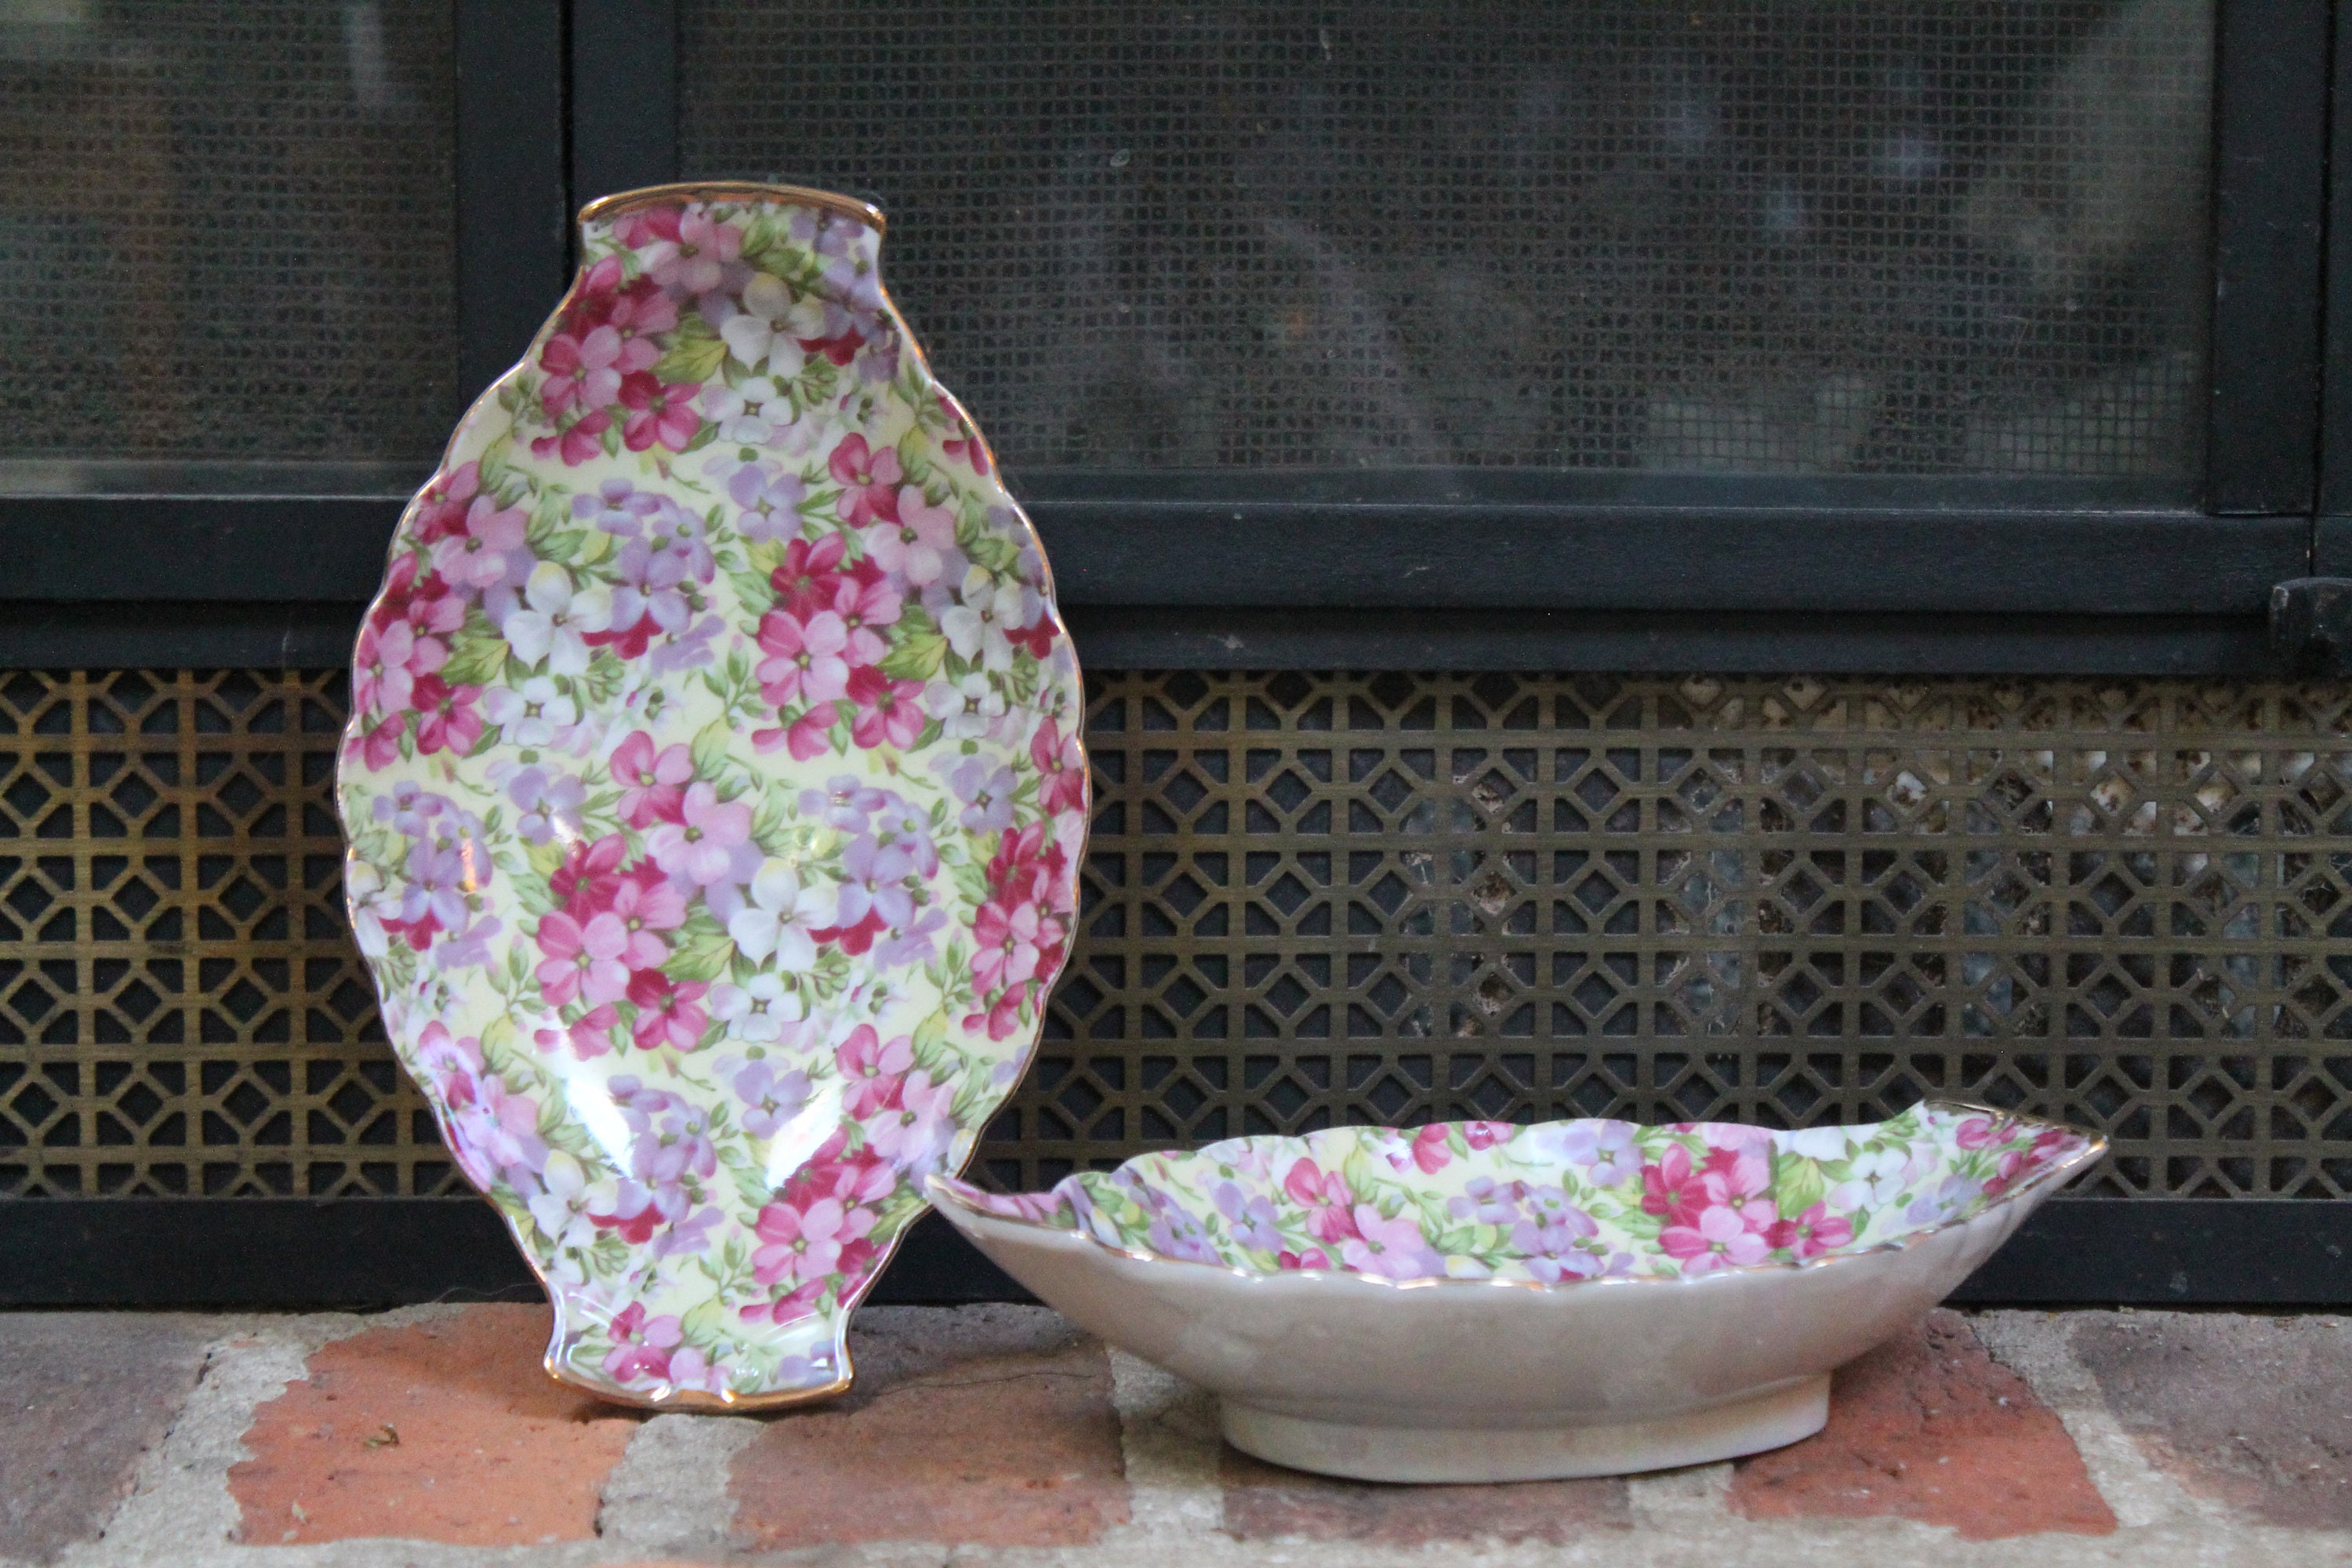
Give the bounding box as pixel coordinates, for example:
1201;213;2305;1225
345;176;1080;1414
577;180;887;232
926;1099;2107;1296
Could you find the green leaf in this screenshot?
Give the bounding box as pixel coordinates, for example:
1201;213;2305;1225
949;858;990;909
440;622;511;687
667;909;737;984
690;717;736;782
655;334;727;386
1772;1152;1828;1221
879;631;949;682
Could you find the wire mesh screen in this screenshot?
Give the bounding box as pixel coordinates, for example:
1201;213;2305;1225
0;2;457;464
3;670;2350;1204
680;0;2212;478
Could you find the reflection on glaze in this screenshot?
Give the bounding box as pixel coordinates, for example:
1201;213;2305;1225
338;183;1086;1408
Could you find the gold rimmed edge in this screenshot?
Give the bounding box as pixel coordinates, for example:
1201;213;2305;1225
578;180;886;234
543;1353;854;1414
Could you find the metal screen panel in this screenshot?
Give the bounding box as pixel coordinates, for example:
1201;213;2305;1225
0;2;457;465
2;670;2349;1205
680;0;2211;479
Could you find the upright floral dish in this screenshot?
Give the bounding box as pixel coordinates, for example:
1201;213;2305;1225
932;1102;2102;1481
337;183;1087;1409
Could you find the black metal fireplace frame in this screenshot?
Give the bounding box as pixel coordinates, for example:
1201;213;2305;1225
2;0;2349;1308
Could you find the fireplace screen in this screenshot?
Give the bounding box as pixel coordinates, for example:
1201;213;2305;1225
5;670;2348;1205
682;0;2212;481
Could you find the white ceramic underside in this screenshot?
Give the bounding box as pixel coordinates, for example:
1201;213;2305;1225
931;1107;2102;1481
1222;1376;1831;1484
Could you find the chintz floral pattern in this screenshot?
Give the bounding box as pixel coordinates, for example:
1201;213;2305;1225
338;186;1085;1407
936;1104;2096;1283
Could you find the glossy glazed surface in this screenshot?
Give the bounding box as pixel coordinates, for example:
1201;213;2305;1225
932;1105;2102;1480
338;183;1085;1408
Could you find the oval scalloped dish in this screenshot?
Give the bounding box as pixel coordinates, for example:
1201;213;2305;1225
939;1102;2093;1283
931;1102;2102;1483
337;183;1086;1411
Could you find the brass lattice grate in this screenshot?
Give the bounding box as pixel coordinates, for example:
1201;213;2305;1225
5;670;2351;1203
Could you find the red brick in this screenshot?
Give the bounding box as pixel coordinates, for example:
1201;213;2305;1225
228;1305;638;1546
2073;1312;2352;1529
1221;1446;1629;1543
728;1305;1128;1548
1730;1308;2115;1541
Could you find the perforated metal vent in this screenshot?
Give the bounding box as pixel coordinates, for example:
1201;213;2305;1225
681;0;2211;478
2;670;2348;1205
0;2;458;463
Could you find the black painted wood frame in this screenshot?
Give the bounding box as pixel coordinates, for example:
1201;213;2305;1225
0;0;2347;1309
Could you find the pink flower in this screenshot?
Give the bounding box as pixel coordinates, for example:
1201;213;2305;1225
550;833;630;918
971;898;1041;995
603;1303;682;1384
769;534;848;619
608;873;687;943
647;210;742;293
844;666;925;750
1338;1205;1445;1279
1031;717;1087;816
619;373;702;453
828;434;902;527
410;676;484;756
938;395;992;474
753;704;840;760
647;781;752;885
751;1193;877;1290
352;617;417;719
1641;1145;1709;1230
836;1024;913;1118
535;909;632;1007
826;563;903;666
604;278;678;347
866;488;956;586
1661;1203;1775;1272
355;714;405;769
531;407;612;466
612;730;692;827
1766;1201;1854;1260
539;328;624;419
1697;1144;1777;1232
756;607;851;708
1283;1159;1360;1243
628;970;710;1051
1403;1124;1453;1174
412;463;481;543
1956;1116;2001;1151
865;1068;956;1175
428;493;529;592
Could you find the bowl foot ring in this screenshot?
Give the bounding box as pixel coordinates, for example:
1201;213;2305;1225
1220;1372;1831;1484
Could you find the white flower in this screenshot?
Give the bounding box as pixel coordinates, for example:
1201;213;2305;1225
526;1151;598;1254
726;858;831;967
710;972;804;1043
939;565;1014;671
1831;1147;1910;1211
717;273;818;377
501;562;612;676
482;676;579;750
923;671;1007;739
701;376;787;445
1784;1126;1853;1161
